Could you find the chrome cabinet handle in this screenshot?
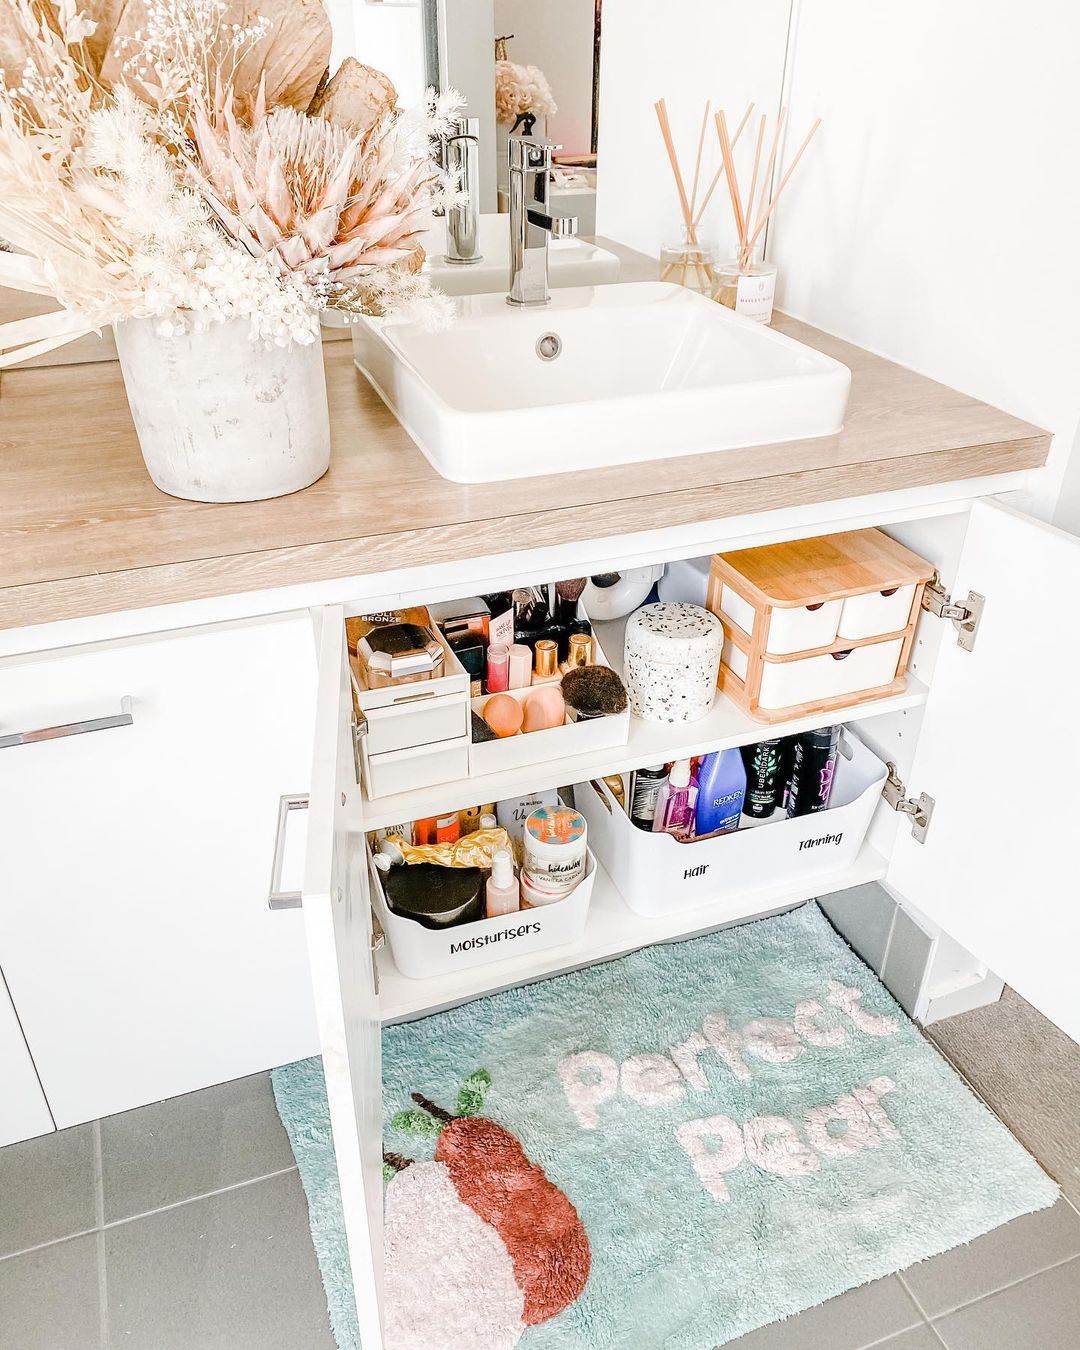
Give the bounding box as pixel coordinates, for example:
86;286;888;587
268;794;309;911
0;696;134;749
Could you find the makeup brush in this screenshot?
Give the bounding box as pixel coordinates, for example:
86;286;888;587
560;666;629;721
554;577;588;625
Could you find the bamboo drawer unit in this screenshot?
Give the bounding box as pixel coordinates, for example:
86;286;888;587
707;528;936;722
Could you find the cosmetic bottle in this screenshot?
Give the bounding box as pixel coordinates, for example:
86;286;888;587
740;738;787;822
507;643;532;690
486;644;510;693
694;749;747;836
481;591;515;648
522;804;588;901
459;803;497;836
479;812;497;830
601;774;627;811
786;726;841;817
560;632;593;674
447;633;485;698
531;639;562;685
652;759;696;839
628;764;670;831
513;587;549;630
486;848;521;918
413;812;461;846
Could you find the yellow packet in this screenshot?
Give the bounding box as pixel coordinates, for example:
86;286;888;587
385;828;512;869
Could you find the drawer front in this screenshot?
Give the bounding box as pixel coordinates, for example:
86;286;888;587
361;691;468;757
838;585;917;640
757;638;904;710
0;613;321;1127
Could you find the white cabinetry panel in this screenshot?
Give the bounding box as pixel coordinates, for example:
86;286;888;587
302;607;385;1347
888;500;1080;1042
0;614;321;1126
0;967;52;1146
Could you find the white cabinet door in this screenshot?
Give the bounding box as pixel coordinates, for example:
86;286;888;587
888;500;1080;1042
301;607;384;1348
0;966;53;1147
0;613;321;1126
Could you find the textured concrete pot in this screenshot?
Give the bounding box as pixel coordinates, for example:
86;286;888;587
114;318;331;502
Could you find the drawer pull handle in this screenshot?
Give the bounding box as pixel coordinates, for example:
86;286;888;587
830;649;853;661
268;794;309;911
0;695;134;749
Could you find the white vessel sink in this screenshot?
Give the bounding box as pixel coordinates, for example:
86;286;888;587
352;281;852;483
421;214;620;296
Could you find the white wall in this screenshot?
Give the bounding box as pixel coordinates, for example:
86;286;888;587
767;0;1080;526
494;0;595;157
595;0;793;259
326;2;426;108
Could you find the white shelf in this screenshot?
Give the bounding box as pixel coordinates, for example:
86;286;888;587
362;666;928;830
376;841;888;1023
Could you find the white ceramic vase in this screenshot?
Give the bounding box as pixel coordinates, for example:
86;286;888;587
113;317;331;502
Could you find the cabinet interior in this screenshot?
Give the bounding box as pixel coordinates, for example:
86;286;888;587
343;510;982;1028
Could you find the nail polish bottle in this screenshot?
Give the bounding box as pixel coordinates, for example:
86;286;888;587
531;639;562;685
508;643;532;690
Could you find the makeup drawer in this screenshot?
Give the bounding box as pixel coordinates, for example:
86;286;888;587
838;585;918;640
719;584;842;654
756;637;906;711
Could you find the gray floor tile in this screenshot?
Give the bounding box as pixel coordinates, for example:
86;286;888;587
0;1124;97;1257
101;1072;296;1222
0;1233;102;1350
875;1330;943;1350
105;1167;335;1350
934;1256;1080;1350
726;1275;922;1349
901;1200;1080;1317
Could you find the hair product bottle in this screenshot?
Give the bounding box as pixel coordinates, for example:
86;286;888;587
694;749;747;836
652;759;696;838
740;738;787;821
628;765;670;831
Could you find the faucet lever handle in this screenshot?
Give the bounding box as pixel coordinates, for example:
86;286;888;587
508;134;562;173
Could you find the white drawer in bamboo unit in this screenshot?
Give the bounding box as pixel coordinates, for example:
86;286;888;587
707;527;934;722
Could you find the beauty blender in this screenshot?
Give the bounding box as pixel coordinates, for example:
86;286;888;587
522;685;566;733
483;693;524;738
560;666;629;720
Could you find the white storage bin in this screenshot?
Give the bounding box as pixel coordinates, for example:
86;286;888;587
838;585;917;640
757;638;904;711
361;732;471;800
721;585;842;655
576;729;887;917
469;624;629;774
370;848;596;979
360;691;468;758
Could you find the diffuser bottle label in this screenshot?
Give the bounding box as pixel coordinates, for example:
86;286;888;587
736;272;776;322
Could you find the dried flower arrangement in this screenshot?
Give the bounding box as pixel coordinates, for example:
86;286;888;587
494;59;557;129
0;0;463;366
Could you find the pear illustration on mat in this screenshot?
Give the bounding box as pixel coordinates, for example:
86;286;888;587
383;1069;590;1350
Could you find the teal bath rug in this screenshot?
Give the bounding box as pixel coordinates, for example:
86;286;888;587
272;903;1057;1350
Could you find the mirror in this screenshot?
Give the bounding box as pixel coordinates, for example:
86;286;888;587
340;0;795;262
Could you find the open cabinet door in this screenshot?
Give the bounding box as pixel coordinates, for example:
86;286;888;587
302;606;384;1348
888;500;1080;1042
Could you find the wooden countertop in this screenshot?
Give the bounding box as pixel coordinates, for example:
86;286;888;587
0;310;1050;631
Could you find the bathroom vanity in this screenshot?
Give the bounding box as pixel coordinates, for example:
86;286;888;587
1;311;1075;1346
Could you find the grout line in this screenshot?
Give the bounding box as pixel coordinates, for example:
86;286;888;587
0;1227;98;1264
924;1251;1080;1322
100;1164;300;1230
93;1120;109;1350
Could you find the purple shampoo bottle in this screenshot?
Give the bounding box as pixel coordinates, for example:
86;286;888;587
694;748;747;836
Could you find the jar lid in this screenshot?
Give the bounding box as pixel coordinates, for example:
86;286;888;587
626;603;723;657
524;804;587;848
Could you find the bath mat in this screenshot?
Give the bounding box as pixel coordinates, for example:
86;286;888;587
272;903;1057;1350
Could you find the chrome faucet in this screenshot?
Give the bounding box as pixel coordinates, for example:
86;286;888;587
506;135;578;306
434;116;483;266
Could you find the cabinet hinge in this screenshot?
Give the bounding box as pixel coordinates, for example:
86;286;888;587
922;573;985;652
882;763;935;843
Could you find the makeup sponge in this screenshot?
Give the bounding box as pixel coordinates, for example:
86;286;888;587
471;710;499;744
522;685;566;733
560;666;629;719
483;693;524;738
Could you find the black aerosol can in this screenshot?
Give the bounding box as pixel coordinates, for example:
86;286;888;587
740;738;789;820
786;726;841;817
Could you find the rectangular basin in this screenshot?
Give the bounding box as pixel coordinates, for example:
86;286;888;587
351;281;852;483
421;214;620;296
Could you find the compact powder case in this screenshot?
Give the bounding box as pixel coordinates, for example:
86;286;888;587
357;622;445;688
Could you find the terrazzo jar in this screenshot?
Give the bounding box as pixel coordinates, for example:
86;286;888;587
623;602;724;724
